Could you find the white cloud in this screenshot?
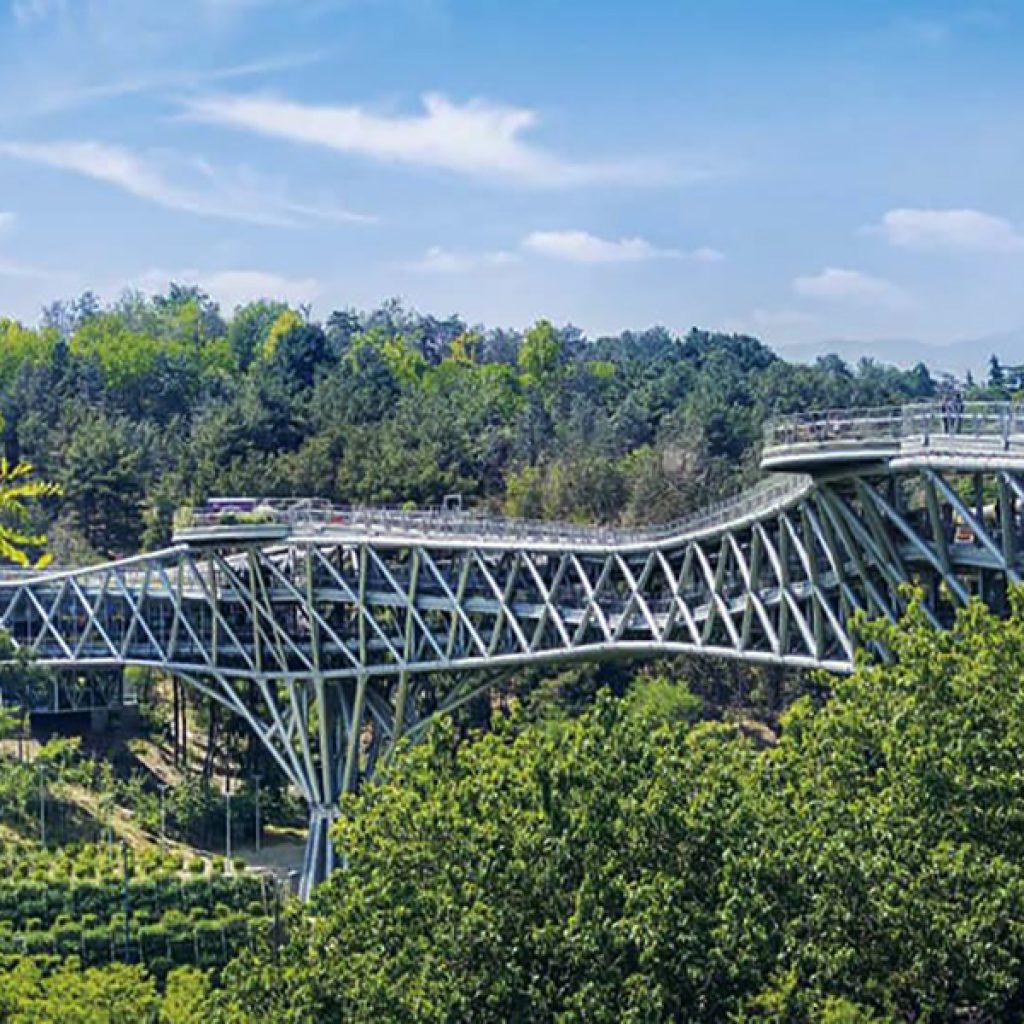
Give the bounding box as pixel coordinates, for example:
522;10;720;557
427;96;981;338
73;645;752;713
31;51;327;117
134;268;321;309
523;229;716;264
408;246;520;274
0;140;373;227
689;245;726;263
184;91;673;187
793;267;909;306
12;0;304;31
0;212;14;232
873;207;1024;253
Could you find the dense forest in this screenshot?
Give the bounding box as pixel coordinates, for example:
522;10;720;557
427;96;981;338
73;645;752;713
0;286;941;563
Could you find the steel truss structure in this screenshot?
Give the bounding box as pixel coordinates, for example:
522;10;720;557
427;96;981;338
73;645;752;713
1;401;1024;895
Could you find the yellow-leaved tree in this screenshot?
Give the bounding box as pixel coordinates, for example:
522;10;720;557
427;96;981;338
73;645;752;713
0;457;61;568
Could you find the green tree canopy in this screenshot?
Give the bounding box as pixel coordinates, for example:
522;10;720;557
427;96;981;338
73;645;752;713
220;593;1024;1023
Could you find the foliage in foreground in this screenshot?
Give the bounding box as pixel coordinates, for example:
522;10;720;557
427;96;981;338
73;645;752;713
0;959;212;1023
220;595;1024;1023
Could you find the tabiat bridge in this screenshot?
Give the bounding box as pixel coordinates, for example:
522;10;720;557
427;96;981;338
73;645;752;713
2;400;1024;896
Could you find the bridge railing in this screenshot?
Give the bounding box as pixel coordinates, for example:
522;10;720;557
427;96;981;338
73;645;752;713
901;401;1024;446
176;474;810;547
765;400;1024;452
763;406;904;449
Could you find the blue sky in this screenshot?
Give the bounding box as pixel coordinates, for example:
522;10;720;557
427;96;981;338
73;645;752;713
1;0;1024;353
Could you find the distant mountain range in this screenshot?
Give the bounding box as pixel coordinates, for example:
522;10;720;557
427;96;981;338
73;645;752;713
776;327;1024;379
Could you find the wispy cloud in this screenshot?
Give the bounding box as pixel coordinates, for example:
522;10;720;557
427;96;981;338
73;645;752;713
523;229;720;264
687;245;726;263
408;246;520;274
12;0;315;31
871;207;1024;253
0;211;14;232
793;266;909;307
0;140;374;227
134;267;322;309
29;51;327;117
184;91;677;187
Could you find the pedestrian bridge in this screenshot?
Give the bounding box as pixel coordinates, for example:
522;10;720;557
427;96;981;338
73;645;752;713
3;399;1024;894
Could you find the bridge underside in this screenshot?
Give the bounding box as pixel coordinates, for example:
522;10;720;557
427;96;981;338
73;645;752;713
1;443;1022;894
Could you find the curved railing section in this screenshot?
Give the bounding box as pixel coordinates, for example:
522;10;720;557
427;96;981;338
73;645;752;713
763;400;1024;470
174;474;813;550
763;405;905;449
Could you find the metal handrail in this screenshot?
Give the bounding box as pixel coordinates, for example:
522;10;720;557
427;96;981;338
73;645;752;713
763;405;904;448
176;475;810;547
175;401;1024;548
765;400;1024;450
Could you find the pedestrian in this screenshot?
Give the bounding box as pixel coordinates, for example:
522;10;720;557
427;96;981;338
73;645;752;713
952;389;964;434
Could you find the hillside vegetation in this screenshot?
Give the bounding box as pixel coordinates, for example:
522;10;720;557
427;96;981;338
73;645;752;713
219;595;1024;1023
1;289;939;560
0;594;1012;1022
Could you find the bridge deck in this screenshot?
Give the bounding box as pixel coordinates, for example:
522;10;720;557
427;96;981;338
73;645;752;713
173;475;813;553
174;400;1024;550
761;400;1024;471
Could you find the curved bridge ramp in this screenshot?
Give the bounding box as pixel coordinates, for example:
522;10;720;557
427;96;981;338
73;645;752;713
2;399;1024;895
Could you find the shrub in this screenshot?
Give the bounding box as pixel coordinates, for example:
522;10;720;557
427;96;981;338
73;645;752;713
81;925;113;967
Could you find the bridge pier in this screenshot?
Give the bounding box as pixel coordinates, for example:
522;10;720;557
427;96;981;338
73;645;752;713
293;673;385;900
300;805;341;900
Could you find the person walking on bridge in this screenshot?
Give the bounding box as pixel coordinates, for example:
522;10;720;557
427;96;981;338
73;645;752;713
952;389;965;434
941;392;952;434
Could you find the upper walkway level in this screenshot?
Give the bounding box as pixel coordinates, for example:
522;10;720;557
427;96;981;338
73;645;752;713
172;475;811;554
761;400;1024;472
172;400;1024;553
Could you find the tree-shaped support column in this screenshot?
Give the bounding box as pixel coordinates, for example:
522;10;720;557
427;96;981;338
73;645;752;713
176;668;387;901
